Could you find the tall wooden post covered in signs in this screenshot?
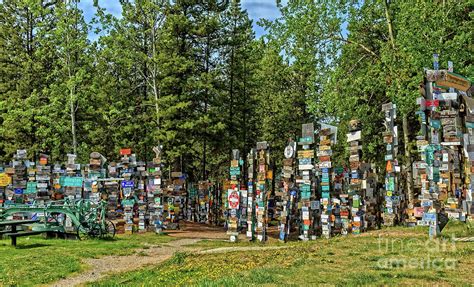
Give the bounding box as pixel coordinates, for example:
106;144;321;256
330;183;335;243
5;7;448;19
382;103;400;226
279;140;297;242
227;149;241;242
148;145;164;233
246;149;256;240
318;125;335;239
256;142;270;242
347;120;364;234
297;123;315;240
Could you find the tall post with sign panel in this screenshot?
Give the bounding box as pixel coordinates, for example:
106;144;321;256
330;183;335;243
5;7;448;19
255;142;270;242
318;126;336;239
246;149;256;240
227;149;241;242
382;103;400;226
346;120;364;235
147;145;164;233
279;139;297;242
297;123;315;240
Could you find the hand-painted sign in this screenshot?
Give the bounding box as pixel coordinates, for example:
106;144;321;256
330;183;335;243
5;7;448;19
0;173;11;187
26;182;37;194
120;148;132;155
436;72;471;92
228;190;240;209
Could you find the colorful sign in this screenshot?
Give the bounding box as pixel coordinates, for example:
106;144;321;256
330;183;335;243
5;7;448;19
0;173;11;187
228;190;240;209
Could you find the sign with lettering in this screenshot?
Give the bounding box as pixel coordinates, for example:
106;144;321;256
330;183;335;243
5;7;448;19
0;173;11;187
60;177;83;187
436;72;471;92
121;180;134;188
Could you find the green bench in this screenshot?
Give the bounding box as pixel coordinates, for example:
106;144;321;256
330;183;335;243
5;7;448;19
4;231;46;246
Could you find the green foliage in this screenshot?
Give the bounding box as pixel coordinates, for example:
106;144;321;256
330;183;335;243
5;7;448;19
0;0;472;183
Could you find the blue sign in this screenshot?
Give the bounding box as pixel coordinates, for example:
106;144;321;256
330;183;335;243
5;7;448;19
121;180;134;188
14;188;23;195
423;213;436;222
321;168;329;173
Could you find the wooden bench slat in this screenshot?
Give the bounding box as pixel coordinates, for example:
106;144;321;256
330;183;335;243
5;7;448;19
4;231;45;237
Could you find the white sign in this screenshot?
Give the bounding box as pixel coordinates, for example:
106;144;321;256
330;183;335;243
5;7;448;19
346;130;361;142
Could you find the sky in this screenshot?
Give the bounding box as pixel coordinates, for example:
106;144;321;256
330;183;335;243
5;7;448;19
78;0;285;40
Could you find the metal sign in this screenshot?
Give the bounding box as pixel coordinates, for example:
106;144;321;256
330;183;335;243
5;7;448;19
228;190;240;209
346;131;361;142
232;149;240;160
60;177;83;187
256;141;268;151
284;143;295;159
121;180;134;188
0;173;11;187
120;148;132;155
302;123;315;142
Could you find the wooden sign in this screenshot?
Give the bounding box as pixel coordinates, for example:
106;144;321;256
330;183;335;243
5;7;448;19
319;161;332;168
320;139;331;145
318;145;331;151
171;172;182;178
436;72;471;92
297;150;314;158
382;103;394;111
317;150;332;157
120;148;131;155
346;130;361;142
256;141;268;150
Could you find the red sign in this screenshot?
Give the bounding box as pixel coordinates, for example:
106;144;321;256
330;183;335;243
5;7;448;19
425;100;439;107
228;190;240;209
120;148;131;155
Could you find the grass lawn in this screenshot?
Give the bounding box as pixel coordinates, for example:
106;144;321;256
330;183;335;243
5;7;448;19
93;221;474;287
0;233;174;286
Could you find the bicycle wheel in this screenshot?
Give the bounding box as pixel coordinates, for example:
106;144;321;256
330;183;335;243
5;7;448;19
76;225;91;241
100;220;116;238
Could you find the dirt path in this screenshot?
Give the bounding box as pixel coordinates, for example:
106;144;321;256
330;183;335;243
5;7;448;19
51;238;201;287
50;223;289;287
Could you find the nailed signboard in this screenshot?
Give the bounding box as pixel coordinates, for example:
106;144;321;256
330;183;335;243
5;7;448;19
346;131;361;142
435;72;471;92
256;141;268;151
120;148;132;155
0;173;11;187
228;190;240;209
60;176;83;187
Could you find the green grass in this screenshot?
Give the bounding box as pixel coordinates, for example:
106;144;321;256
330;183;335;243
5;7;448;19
93;222;474;287
0;232;174;286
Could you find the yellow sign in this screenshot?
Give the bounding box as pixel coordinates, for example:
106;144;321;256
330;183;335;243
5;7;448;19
0;173;12;187
436;72;471;92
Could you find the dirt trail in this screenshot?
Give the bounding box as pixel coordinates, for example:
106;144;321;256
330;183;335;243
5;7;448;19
50;223;288;287
51;238;201;287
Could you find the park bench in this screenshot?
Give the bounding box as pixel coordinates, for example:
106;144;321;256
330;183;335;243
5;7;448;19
4;230;46;247
0;219;40;247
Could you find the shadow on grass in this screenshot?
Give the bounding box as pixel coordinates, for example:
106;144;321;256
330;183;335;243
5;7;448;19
15;243;52;249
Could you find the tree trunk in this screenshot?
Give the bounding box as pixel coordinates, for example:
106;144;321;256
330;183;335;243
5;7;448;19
70;88;77;155
403;115;414;204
